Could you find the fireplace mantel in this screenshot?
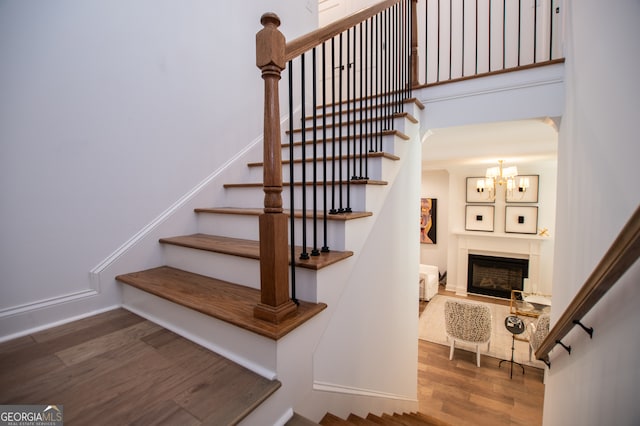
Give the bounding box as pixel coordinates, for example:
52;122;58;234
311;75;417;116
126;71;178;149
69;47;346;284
452;230;549;241
453;231;550;297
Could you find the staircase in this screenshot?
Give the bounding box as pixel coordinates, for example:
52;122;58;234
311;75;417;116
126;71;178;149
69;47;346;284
320;411;449;425
114;93;422;423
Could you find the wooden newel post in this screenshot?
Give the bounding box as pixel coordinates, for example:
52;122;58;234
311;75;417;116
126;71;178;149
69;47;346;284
411;0;420;87
254;13;298;324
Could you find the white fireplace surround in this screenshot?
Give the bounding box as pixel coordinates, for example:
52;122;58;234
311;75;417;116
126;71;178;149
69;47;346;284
452;231;547;297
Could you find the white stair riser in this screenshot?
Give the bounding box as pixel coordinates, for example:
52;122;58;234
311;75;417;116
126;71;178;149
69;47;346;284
247;156;388;182
294;111;409;136
283;133;400;159
223;184;371;211
197;213;349;251
162;244;261;289
122;285;277;380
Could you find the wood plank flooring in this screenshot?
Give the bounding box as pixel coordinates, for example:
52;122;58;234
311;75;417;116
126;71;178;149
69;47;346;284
417;291;545;426
0;309;280;425
1;295;544;426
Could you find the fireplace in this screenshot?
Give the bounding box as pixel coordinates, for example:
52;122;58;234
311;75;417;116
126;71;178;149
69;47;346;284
467;254;529;299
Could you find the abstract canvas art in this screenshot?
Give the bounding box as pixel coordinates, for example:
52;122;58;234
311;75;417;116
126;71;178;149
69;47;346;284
420;198;437;244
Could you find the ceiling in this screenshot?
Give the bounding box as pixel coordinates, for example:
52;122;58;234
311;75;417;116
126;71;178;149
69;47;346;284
422;118;559;171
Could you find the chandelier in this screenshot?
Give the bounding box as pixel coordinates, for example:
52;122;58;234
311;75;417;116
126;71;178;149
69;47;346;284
476;160;529;200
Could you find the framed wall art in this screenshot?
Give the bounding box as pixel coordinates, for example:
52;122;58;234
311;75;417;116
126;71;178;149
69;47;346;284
505;206;538;234
466;177;494;203
506;175;539;203
420;198;437;244
465;205;495;232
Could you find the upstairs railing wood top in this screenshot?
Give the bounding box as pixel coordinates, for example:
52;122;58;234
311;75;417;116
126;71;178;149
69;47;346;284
536;205;640;361
285;0;404;61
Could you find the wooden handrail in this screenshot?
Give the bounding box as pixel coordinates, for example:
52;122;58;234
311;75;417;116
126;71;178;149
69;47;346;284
536;204;640;361
285;0;403;62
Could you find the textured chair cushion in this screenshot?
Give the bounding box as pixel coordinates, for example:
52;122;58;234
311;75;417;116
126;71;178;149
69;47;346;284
444;300;492;344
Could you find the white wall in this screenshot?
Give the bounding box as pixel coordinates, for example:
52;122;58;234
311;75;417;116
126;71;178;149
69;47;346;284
307;107;423;419
0;0;317;338
543;0;640;424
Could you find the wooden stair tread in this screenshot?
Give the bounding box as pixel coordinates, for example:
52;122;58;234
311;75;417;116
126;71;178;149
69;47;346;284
289;129;410;144
195;207;373;221
224;179;388;188
159;233;353;270
312;96;425;113
247;152;400;168
116;266;327;340
320;412;351;425
294;111;419;132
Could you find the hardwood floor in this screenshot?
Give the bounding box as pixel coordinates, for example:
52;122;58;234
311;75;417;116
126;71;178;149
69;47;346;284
0;309;280;425
0;294;544;425
417;290;545;426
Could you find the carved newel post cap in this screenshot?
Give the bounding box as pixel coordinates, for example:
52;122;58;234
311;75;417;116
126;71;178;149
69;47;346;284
261;12;281;28
256;12;285;70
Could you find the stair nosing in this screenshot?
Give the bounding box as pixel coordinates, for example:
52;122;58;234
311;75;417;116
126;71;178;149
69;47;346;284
194;207;373;221
247;151;400;168
223;179;388;189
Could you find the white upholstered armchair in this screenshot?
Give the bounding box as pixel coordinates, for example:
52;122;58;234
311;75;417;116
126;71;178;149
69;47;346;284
419;264;439;301
444;300;492;367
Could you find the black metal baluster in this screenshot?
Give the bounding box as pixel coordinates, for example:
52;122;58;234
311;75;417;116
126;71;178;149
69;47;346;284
345;28;352;213
338;33;344;213
475;0;479;74
311;48;320;256
330;37;338;214
425;0;429;83
287;61;297;299
489;0;492;71
503;0;506;69
449;0;452;80
321;42;330;252
462;0;465;77
533;0;538;63
360;20;367;180
357;22;363;180
350;25;358;180
549;0;554;60
517;0;521;66
300;53;309;260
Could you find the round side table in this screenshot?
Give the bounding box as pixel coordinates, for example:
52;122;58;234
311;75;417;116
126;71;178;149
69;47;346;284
499;315;525;378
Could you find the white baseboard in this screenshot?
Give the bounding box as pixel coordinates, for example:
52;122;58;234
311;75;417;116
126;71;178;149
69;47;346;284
313;381;416;402
0;298;120;343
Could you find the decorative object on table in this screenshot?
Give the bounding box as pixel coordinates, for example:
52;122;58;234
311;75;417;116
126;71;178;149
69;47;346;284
444;300;492;367
500;315;526;378
510;290;552;318
506;174;539;203
465;205;495;232
505;206;538;234
420;198;437;244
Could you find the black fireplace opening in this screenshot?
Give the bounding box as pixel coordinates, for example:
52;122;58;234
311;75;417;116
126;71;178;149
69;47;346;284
467;254;529;299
